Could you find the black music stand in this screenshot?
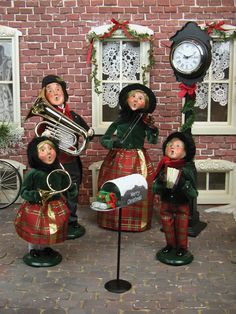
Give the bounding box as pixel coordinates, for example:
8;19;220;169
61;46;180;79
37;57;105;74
104;207;132;293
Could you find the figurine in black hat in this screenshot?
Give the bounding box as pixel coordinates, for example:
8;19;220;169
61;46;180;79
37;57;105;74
14;136;77;267
38;75;94;239
153;131;198;265
97;83;158;232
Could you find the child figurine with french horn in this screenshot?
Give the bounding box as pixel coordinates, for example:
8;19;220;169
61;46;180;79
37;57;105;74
153;131;198;265
15;136;77;267
97;83;158;232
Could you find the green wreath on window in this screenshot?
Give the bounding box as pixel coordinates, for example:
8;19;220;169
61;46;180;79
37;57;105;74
86;19;155;94
180;21;236;132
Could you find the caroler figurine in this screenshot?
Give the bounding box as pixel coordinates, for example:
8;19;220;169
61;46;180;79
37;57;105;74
153;131;198;266
26;75;95;240
14;136;77;267
97;83;158;232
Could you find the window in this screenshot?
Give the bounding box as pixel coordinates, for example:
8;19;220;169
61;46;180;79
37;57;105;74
88;23;154;134
192;25;236;135
195;159;236;204
0;25;21;125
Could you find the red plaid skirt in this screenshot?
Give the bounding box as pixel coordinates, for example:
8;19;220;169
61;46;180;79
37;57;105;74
15;199;70;245
97;148;155;232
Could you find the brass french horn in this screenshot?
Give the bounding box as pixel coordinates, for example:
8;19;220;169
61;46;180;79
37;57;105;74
26;88;88;156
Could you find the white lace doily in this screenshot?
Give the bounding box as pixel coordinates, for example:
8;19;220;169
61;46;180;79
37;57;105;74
212;41;230;80
102;41;140;108
102;83;120;108
195;41;230;110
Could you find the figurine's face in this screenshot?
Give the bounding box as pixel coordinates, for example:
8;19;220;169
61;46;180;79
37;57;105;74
165;138;186;160
37;142;57;164
45;82;65;106
127;90;147;111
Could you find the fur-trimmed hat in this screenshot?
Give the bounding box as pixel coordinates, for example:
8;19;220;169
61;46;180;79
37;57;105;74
42;75;68;102
118;83;156;114
162;131;196;162
27;136;60;173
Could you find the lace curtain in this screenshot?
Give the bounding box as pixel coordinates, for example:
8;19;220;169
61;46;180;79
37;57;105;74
0;41;13;121
102;41;140;109
195;41;230;111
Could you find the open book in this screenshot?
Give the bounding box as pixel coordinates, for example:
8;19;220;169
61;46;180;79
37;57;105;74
166;167;181;189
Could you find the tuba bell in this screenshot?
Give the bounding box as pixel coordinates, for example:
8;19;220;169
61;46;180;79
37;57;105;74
26;88;88;156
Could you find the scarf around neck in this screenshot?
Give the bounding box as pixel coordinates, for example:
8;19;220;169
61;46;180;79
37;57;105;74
56;103;72;119
153;156;186;180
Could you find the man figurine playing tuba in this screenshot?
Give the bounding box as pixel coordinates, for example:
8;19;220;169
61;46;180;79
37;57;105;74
28;75;94;239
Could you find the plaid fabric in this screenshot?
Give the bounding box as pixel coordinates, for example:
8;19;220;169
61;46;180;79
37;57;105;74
15;199;70;245
97;148;155;231
160;201;189;249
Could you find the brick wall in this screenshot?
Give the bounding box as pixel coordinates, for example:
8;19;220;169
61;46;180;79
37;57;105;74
0;0;235;204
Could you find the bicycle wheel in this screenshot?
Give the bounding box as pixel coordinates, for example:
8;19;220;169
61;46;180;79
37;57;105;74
0;160;22;209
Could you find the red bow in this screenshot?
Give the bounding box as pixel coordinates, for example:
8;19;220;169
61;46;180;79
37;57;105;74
206;21;225;34
178;83;196;98
86;19;130;64
101;18;130;39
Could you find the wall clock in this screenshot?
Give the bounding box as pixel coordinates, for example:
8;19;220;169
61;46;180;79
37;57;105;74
170;22;212;85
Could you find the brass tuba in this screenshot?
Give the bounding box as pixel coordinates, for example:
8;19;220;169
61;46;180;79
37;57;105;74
26;88;88;156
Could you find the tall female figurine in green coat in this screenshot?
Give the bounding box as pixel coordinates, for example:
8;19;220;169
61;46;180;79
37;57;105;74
97;83;158;232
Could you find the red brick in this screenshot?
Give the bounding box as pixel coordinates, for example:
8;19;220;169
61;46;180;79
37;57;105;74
0;2;236;205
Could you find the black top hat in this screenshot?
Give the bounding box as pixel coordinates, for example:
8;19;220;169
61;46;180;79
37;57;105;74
42;75;68;102
162;131;196;162
118;83;157;114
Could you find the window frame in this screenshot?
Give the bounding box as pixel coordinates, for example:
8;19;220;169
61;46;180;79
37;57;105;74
0;25;21;126
89;24;154;135
195;159;236;204
189;25;236;135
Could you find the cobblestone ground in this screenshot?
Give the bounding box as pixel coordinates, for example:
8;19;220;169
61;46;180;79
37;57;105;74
0;204;235;314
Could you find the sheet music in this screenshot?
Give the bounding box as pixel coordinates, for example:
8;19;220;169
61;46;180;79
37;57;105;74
166;167;180;189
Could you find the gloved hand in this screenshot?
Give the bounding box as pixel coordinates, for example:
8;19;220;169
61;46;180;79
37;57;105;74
113;140;123;148
42;129;52;137
87;128;95;137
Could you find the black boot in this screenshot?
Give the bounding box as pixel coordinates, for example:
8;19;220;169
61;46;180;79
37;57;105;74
176;248;188;257
161;245;173;254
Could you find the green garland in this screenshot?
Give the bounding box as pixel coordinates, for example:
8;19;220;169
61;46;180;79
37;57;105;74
88;23;154;94
180;97;196;132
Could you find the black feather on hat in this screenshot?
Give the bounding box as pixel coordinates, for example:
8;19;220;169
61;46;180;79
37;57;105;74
162;131;196;162
118;83;157;114
27;136;61;173
42;75;68;102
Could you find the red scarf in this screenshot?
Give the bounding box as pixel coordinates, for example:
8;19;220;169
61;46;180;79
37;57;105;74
56;103;73;120
153;156;186;180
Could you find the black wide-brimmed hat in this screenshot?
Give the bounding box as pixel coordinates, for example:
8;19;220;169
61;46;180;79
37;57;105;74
118;83;157;113
27;136;60;172
42;75;68;102
162;131;196;162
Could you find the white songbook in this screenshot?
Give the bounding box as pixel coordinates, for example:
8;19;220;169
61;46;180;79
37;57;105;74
166;167;181;189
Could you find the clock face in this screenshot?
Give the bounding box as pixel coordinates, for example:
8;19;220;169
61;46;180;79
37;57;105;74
171;40;204;75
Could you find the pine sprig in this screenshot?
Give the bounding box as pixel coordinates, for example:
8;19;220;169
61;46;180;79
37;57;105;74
88;22;154;94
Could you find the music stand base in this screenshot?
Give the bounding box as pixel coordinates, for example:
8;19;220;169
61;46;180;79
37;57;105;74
188;221;207;237
105;279;132;293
